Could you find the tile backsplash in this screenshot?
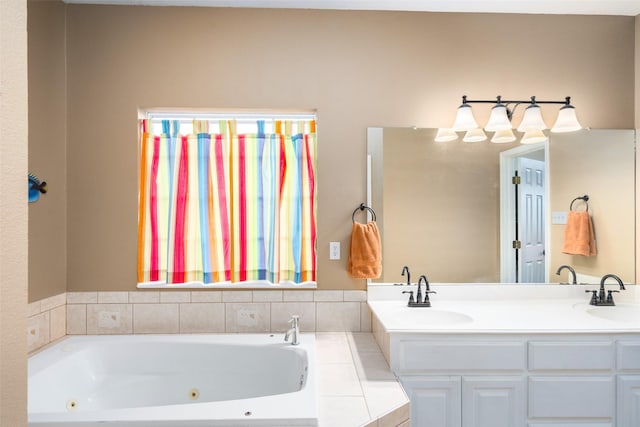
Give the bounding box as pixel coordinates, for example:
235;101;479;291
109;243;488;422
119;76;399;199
72;290;370;335
28;289;370;353
28;293;66;353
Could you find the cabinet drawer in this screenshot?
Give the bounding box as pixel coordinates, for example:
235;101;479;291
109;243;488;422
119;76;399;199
528;376;614;419
528;341;614;371
393;340;525;373
618;342;640;371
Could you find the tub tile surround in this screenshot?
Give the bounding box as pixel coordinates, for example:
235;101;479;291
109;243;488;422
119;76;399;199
27;292;66;352
317;332;410;427
61;289;370;338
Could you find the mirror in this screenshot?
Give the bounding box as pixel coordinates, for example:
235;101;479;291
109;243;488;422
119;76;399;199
367;127;636;284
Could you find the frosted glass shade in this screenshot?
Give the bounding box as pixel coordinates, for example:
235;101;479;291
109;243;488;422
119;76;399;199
517;105;547;132
462;128;487;143
551;106;582;133
434;128;459;142
520;130;548;144
491;129;516;143
484;105;511;132
452;105;478;132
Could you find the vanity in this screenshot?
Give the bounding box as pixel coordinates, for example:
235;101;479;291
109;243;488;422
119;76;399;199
368;284;640;427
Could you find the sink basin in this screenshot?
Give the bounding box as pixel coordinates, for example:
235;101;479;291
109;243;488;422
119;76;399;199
585;304;640;323
388;308;474;326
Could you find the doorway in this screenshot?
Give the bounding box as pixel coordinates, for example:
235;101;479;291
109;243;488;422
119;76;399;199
499;142;549;283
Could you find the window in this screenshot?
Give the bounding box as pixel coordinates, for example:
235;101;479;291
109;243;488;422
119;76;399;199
137;112;317;288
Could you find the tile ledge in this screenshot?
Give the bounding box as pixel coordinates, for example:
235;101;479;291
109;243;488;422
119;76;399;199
316;332;410;427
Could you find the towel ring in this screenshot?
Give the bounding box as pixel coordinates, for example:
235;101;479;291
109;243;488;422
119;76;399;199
352;203;376;223
570;195;589;212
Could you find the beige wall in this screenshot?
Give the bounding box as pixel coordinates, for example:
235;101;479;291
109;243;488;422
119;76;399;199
26;6;635;298
28;0;67;303
549;130;636;283
0;0;28;424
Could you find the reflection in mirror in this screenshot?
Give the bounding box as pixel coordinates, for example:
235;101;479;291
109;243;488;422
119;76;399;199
367;128;635;285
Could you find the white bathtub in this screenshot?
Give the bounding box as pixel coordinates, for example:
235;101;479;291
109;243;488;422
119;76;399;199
28;334;317;426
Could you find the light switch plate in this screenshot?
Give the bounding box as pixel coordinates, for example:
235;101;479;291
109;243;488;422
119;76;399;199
329;242;341;260
552;211;568;225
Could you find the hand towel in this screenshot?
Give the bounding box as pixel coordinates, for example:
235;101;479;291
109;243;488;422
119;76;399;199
347;221;382;279
561;211;597;257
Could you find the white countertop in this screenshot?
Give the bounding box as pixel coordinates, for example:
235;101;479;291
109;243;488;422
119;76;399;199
368;283;640;334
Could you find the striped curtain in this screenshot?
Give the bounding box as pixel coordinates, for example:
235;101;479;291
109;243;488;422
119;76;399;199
137;119;317;285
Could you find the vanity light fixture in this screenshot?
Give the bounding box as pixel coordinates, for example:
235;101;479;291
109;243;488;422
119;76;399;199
491;129;517;143
434;128;459;142
441;95;582;143
462;128;487;142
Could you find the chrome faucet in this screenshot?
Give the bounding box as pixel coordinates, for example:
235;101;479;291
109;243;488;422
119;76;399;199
284;315;300;345
585;274;626;306
556;265;577;284
402;274;436;307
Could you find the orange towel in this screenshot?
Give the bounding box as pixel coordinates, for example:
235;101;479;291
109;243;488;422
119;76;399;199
347;221;382;279
562;211;597;257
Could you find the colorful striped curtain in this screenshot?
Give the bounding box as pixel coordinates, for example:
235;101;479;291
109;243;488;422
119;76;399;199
138;119;317;285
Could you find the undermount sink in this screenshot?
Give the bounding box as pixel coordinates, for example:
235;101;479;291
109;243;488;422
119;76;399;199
388;308;474;326
585;304;640;323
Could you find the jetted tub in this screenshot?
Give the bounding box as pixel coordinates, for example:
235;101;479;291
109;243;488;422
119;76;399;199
29;334;317;426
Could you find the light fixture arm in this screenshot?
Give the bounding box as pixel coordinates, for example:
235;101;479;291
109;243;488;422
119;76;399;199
460;95;572;107
460;94;574;125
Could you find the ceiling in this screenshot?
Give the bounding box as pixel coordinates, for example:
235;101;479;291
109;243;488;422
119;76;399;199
62;0;640;16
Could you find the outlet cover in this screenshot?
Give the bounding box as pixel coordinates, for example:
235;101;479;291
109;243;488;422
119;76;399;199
98;311;121;329
329;242;341;260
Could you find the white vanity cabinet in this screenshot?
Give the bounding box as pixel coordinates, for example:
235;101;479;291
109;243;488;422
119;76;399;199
390;334;640;427
400;375;524;427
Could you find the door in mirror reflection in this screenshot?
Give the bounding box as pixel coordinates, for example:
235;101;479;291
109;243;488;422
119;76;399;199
517;156;546;283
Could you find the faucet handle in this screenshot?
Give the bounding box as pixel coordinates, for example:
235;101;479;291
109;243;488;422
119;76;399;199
402;290;415;305
289;315;299;326
585;289;598;305
606;290;620;304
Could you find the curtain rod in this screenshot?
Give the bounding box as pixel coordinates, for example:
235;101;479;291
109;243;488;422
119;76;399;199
146;112;317;121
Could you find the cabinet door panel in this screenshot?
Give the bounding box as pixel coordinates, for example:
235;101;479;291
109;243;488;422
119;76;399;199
618;342;640;371
618;376;640;427
462;377;525;427
528;341;614;371
528;376;614;419
394;341;525;373
400;376;461;427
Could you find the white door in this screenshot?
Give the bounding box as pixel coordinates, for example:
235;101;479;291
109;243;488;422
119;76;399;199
516;157;545;283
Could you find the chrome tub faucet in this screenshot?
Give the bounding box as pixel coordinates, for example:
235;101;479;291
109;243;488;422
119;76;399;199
284;315;300;345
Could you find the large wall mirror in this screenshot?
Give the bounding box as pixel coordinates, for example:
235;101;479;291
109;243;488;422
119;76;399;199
367;127;636;285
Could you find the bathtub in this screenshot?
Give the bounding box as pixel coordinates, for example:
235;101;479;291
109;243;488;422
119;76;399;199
28;334;317;426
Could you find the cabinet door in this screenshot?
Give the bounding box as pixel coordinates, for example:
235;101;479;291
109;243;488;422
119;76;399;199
462;376;525;427
528;376;614;419
618;376;640;427
400;376;461;427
